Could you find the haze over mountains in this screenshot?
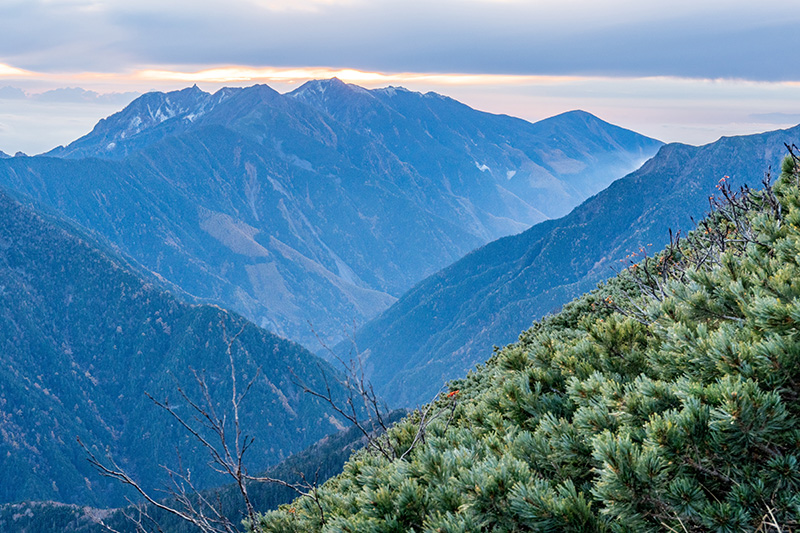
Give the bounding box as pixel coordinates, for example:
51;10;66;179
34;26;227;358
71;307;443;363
0;80;661;349
351;126;800;406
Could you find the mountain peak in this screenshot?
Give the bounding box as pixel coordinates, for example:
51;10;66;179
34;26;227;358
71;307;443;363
324;76;347;87
139;85;211;107
0;150;9;159
290;78;372;100
210;86;243;105
204;83;281;116
370;86;459;110
372;85;414;98
238;83;280;97
538;109;602;124
45;86;215;159
288;78;376;117
529;109;663;152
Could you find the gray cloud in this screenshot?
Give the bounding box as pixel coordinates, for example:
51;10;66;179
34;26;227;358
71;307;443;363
750;112;800;124
33;87;139;104
0;86;26;99
0;85;139;104
1;0;798;81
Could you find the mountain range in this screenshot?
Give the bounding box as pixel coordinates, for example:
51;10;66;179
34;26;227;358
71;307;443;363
0;80;661;348
0;189;353;507
351;125;800;406
2;79;799;532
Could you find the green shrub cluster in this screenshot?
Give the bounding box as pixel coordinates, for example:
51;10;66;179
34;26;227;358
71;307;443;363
256;155;800;532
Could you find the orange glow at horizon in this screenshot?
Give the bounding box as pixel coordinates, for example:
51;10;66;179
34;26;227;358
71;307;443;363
4;63;800;96
3;62;800;154
133;66;585;86
0;63;36;77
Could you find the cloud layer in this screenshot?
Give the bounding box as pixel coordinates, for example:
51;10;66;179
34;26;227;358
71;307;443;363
1;0;798;81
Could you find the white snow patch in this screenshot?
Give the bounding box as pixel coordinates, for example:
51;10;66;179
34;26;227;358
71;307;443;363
475;162;490;172
506;170;517;180
106;142;116;151
217;88;236;103
155;107;172;123
266;174;290;197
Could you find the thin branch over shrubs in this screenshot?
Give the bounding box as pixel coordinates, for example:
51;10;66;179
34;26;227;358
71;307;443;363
607;161;789;324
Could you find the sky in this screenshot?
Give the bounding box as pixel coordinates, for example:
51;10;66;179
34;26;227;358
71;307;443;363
2;0;800;154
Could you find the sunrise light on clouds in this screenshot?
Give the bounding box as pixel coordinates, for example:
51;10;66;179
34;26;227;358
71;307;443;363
133;66;584;86
0;63;34;77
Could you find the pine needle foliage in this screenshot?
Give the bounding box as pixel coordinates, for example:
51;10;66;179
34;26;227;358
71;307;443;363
256;153;800;532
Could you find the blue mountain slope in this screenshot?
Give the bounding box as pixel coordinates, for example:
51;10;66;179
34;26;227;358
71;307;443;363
0;188;352;507
351;125;800;407
46;85;235;159
2;81;661;347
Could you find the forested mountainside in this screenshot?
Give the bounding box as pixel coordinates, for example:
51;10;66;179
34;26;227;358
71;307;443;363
351;125;800;407
257;152;800;532
0;412;408;533
0;80;660;347
0;190;352;507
